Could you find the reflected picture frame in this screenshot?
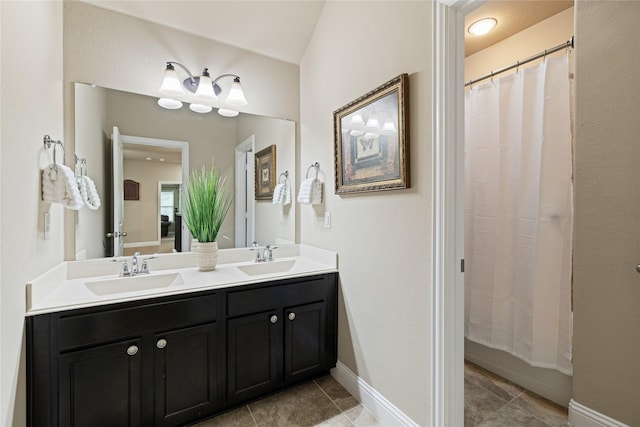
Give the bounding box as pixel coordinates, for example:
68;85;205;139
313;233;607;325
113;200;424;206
255;144;276;200
334;73;410;194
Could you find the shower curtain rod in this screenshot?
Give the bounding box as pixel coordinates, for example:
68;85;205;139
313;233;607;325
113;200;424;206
465;36;574;87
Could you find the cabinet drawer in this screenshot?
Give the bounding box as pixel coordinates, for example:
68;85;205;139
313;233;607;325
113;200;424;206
58;294;218;351
226;277;327;317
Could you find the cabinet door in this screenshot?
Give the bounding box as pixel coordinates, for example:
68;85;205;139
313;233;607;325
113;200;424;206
227;311;280;404
58;339;142;427
284;302;327;384
154;323;220;426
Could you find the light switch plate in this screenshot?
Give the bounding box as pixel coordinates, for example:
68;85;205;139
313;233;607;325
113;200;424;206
324;211;331;229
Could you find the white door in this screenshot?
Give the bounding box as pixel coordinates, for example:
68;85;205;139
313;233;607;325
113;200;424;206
110;126;125;257
235;135;255;247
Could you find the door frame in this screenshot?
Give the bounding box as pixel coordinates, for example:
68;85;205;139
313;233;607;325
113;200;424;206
235;135;255;247
119;134;190;252
431;1;483;425
158;181;182;242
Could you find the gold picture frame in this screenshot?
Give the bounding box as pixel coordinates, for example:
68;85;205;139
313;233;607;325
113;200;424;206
334;73;409;194
255;145;276;200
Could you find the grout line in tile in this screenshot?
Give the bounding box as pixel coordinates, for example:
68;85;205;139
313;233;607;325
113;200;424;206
246;404;259;426
313;379;346;414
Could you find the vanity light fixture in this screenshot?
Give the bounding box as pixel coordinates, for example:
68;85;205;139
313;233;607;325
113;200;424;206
158;61;248;113
189;103;213;114
157;98;183;109
468;18;497;36
218;108;239;117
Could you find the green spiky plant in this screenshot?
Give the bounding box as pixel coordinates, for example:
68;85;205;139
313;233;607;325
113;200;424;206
182;164;232;243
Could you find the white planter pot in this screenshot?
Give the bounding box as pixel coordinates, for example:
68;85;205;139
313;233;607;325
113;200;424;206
193;240;218;271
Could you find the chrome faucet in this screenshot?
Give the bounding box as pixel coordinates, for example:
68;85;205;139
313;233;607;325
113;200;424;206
251;242;278;263
263;245;277;262
114;252;157;276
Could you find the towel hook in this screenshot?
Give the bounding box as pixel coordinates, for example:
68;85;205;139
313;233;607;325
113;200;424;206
305;162;320;179
278;170;289;184
43;134;65;172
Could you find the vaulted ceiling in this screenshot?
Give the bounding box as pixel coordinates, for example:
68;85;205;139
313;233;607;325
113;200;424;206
84;1;573;64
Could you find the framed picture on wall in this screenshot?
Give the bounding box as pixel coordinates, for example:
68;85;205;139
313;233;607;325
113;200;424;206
255;145;276;200
333;73;410;194
123;179;140;200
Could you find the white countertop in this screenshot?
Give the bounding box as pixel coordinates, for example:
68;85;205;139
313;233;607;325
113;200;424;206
26;244;338;316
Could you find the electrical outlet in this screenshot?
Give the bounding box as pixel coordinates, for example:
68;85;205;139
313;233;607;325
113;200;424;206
44;212;51;240
324;211;331;229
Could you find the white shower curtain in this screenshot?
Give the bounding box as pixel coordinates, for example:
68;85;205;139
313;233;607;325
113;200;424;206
464;54;573;375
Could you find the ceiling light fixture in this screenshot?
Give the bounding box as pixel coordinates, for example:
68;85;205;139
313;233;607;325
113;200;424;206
158;61;248;114
468;18;497;36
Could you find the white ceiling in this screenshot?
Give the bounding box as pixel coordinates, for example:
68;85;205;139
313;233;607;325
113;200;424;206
465;1;573;56
83;1;573;64
83;0;326;65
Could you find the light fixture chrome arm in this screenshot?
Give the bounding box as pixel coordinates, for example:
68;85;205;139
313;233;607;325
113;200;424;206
166;61;197;86
211;73;240;85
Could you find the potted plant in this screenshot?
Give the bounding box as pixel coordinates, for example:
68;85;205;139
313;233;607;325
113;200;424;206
182;163;232;271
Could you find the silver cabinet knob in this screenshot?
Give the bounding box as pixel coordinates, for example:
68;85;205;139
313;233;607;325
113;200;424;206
156;339;167;349
270;315;278;324
127;345;138;356
636;264;640;274
288;312;296;321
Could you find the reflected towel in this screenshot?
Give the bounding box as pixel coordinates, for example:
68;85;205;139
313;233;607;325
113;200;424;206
78;175;101;210
42;164;84;210
273;180;292;206
297;178;323;204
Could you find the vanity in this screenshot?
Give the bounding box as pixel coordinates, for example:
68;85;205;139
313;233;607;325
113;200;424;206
26;245;338;427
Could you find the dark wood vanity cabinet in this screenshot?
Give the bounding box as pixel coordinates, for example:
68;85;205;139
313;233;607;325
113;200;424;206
226;275;337;405
27;272;338;427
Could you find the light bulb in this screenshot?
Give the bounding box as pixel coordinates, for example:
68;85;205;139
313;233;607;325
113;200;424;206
226;77;248;106
189;103;212;113
218;108;239;117
157;98;183;110
159;64;185;96
195;68;217;100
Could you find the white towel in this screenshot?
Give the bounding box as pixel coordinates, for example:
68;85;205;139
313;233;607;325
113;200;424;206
272;183;285;204
42;164;84;210
283;180;291;206
78;175;101;210
272;180;292;206
297;178;323;205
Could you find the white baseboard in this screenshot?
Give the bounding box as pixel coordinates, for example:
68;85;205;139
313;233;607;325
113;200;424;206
569;400;629;427
330;361;418;427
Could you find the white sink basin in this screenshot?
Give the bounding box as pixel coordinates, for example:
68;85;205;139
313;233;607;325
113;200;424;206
84;273;184;296
237;260;296;276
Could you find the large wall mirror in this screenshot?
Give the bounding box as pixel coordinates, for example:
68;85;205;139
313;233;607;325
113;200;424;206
73;83;296;260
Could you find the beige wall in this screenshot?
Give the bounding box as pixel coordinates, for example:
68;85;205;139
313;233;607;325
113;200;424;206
0;2;64;425
237;114;296;246
573;1;640;425
123;159;182;243
465;7;574;82
63;1;300;258
299;2;432;424
74;84;110;259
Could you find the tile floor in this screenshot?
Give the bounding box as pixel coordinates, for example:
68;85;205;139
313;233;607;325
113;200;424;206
193;363;569;427
192;375;384;427
464;361;569;427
